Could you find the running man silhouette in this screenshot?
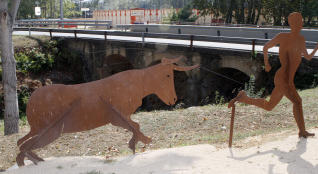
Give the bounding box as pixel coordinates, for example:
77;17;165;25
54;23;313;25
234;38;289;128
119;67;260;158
228;12;318;138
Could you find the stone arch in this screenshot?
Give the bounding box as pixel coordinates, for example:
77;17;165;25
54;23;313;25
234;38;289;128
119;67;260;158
219;55;262;79
97;54;134;78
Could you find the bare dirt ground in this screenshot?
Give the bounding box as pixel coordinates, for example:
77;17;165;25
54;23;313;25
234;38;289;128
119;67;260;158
1;87;318;171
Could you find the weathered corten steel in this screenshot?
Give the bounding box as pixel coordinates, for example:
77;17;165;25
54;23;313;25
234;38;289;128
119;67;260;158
16;57;199;166
228;12;318;147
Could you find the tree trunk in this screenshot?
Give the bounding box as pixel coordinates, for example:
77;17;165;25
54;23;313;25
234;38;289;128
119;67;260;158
226;0;235;23
0;0;20;135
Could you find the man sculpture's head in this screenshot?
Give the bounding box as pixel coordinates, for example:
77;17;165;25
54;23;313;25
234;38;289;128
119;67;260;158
288;12;303;33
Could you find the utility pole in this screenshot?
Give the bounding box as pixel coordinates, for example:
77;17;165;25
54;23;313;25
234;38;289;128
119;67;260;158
60;0;63;20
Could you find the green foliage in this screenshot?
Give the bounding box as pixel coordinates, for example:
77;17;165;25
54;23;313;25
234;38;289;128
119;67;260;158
15;49;54;74
262;0;318;26
0;84;32;120
17;85;31;119
0;39;58;119
178;4;198;22
170;11;179;22
17;0;35;19
63;0;82;18
302;0;318;26
214;91;225;105
244;75;264;98
312;74;318;87
17;0;81;19
193;0;318;26
15;40;57;74
169;4;198;23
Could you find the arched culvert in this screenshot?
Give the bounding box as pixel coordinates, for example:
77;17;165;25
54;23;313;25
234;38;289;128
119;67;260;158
200;67;250;104
100;54;134;77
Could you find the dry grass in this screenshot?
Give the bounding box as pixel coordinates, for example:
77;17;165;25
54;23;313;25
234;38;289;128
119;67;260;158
0;87;318;170
12;35;51;49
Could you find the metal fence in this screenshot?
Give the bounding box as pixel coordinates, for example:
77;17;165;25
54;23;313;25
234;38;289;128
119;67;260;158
15;19;113;29
13;27;318;52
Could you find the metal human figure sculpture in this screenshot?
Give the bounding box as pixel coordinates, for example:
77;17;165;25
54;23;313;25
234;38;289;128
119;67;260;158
16;57;199;166
228;12;318;147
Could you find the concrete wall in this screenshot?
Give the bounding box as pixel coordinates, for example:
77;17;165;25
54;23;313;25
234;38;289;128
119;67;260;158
131;24;318;41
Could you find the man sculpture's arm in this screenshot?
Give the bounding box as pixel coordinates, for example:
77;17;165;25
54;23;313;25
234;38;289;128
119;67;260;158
263;34;282;72
301;37;318;61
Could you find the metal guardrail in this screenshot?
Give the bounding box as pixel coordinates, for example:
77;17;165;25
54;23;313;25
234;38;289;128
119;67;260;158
13;27;317;51
116;24;132;31
15;19;113;29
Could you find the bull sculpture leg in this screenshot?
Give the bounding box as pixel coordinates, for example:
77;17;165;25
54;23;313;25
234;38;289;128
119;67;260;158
16;131;44;166
101;98;151;153
16;99;81;166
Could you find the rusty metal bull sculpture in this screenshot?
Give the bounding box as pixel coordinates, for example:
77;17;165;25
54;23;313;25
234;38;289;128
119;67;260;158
16;57;199;166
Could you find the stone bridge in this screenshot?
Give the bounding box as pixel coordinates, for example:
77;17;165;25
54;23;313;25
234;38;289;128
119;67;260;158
57;37;318;108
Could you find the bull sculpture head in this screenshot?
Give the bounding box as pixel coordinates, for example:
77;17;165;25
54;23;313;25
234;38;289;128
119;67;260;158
143;57;199;106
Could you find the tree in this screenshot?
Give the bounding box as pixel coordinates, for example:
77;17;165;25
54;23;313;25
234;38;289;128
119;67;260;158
302;0;318;26
16;0;34;19
63;0;81;18
169;4;198;23
0;0;21;135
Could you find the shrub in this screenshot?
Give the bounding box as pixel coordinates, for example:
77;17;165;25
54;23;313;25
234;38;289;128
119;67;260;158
17;85;31;118
15;40;57;74
169;4;198;23
244;75;264;98
0;66;2;81
15;48;54;74
214;91;225;105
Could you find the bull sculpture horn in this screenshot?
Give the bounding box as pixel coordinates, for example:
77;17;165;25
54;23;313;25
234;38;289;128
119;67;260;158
174;64;199;71
161;56;183;64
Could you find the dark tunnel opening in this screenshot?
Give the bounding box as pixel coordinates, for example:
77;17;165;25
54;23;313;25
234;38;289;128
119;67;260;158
200;68;250;104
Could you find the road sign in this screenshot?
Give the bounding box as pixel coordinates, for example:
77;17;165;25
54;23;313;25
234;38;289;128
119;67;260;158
35;7;41;16
81;8;90;12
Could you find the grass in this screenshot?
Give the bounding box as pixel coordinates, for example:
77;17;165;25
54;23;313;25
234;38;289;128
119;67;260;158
0;116;28;134
0;120;3;133
12;35;51;49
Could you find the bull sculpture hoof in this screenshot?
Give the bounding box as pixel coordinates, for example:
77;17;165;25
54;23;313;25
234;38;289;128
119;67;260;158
16;151;45;167
16;153;25;167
